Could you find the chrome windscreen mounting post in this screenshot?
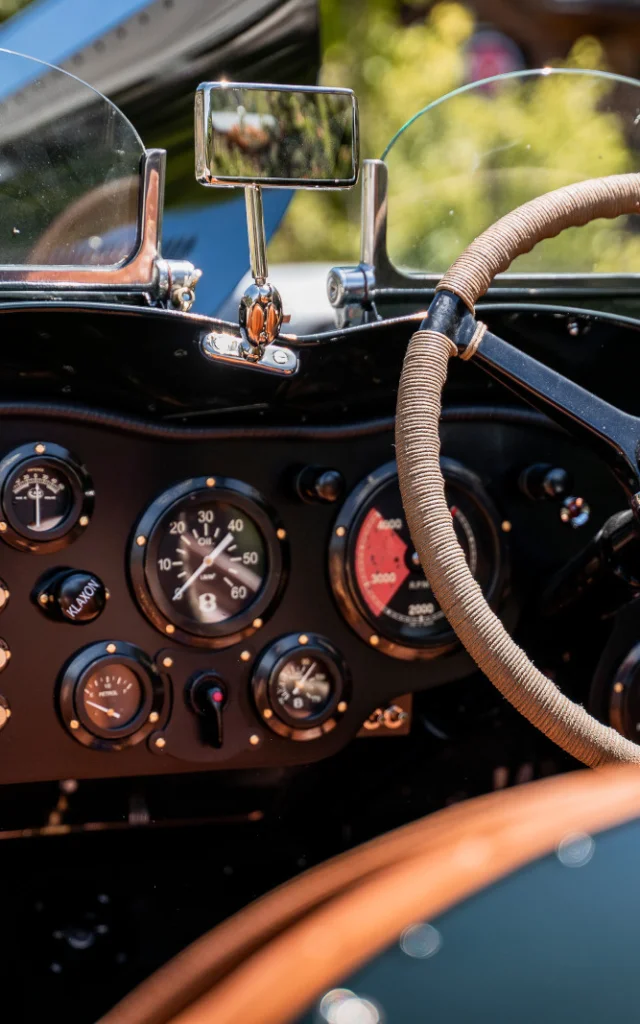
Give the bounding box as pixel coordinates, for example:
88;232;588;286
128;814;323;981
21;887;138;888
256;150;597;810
239;186;285;361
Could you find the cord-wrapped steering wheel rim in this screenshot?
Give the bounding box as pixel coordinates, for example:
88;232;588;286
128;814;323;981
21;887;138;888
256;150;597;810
396;173;640;766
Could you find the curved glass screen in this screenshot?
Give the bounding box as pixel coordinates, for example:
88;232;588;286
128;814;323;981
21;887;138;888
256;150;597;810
0;49;144;267
383;69;640;276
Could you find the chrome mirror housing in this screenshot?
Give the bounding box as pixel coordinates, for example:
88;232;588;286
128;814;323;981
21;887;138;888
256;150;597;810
195;82;359;362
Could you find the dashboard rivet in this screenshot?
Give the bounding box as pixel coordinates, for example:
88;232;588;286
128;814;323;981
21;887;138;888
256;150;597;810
0;522;7;533
34;443;46;454
276;528;286;540
501;520;512;533
249;734;260;746
165;624;175;635
240;650;251;662
106;643;117;654
369;635;380;647
69;719;80;730
252;618;263;629
79;515;89;527
148;711;160;723
298;634;309;645
263;708;273;719
136;535;147;547
39;593;49;606
162;656;173;668
206;477;216;488
614;681;624;693
335;526;346;537
154;736;166;749
337;701;348;713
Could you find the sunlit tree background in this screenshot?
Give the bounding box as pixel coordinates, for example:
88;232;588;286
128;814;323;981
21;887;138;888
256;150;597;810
271;0;640;275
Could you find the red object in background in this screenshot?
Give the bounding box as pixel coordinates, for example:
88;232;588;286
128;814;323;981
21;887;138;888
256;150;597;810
464;29;526;84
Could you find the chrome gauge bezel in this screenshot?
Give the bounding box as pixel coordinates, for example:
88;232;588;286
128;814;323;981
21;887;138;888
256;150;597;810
252;633;350;741
129;476;287;648
0;442;94;553
329;459;506;661
59;641;167;752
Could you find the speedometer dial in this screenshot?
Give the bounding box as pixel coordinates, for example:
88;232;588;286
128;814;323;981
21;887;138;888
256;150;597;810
329;460;505;660
130;477;286;648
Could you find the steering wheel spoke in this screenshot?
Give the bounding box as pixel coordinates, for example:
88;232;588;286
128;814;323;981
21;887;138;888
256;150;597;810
474;327;640;496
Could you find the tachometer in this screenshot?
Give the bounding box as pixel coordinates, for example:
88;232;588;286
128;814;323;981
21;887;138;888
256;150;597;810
130;476;287;647
329;460;505;660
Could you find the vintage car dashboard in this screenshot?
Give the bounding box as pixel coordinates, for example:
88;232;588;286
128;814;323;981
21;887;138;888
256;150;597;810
0;298;636;788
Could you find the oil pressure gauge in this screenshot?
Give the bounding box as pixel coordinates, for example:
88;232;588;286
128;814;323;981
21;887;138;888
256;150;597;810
130;476;287;648
0;442;94;552
252;633;350;741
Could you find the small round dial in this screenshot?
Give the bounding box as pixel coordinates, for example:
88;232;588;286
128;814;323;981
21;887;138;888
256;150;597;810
0;443;93;552
79;664;143;732
329;460;505;660
59;642;166;751
271;654;334;723
252;634;350;741
131;477;286;648
9;463;73;534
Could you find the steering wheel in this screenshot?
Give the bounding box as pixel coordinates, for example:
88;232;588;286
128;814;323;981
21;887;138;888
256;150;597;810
396;172;640;767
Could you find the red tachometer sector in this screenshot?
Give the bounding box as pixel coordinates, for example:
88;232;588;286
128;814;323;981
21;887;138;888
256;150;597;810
354;507;410;617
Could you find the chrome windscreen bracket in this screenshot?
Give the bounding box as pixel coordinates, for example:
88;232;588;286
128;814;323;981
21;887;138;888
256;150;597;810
0;148;201;310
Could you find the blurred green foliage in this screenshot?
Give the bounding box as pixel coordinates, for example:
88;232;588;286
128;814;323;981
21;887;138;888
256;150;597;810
270;1;640;275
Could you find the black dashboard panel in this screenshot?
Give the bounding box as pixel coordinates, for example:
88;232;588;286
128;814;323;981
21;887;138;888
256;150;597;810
0;407;625;785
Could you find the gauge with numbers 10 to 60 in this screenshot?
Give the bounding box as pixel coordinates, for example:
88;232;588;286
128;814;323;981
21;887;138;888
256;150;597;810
129;476;287;648
329;460;506;660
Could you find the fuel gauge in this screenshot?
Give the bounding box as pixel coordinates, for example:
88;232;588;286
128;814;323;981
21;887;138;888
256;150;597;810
252;633;350;741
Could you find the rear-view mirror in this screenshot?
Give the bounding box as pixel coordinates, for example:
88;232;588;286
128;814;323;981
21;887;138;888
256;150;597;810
195;83;359;189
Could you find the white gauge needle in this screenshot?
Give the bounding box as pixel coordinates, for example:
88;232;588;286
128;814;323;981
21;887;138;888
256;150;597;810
172;532;234;601
29;483;43;529
86;701;121;719
293;661;317;696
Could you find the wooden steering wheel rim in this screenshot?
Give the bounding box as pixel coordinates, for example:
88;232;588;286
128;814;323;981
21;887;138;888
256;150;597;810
102;766;640;1024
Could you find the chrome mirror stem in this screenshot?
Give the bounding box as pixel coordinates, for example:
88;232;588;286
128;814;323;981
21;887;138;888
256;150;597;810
239;185;285;358
245;186;269;285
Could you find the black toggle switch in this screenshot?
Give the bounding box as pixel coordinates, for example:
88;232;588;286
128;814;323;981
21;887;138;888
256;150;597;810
34;569;108;624
188;672;227;748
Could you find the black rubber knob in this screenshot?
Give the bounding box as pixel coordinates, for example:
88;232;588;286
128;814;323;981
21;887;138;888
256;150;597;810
36;570;108;624
519;463;572;501
296;466;344;504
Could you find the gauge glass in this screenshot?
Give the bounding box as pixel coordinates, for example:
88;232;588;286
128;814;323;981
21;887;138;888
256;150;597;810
79;663;143;733
7;460;73;535
270;653;334;723
343;470;499;650
148;493;268;630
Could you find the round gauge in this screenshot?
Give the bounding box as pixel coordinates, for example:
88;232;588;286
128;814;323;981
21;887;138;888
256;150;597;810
609;643;640;740
130;477;286;648
252;633;349;741
79;664;144;733
329;459;505;660
59;641;166;751
0;443;93;552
